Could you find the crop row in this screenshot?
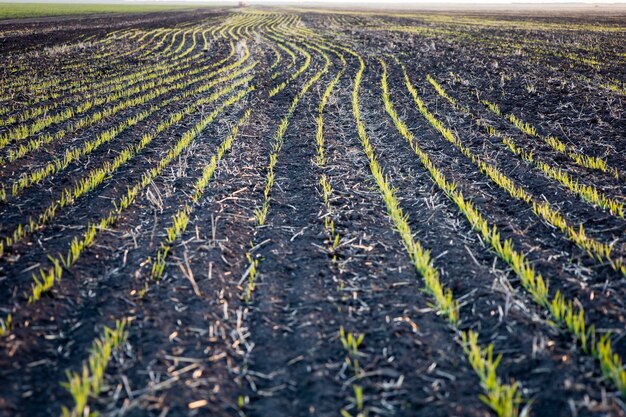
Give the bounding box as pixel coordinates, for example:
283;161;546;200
0;41;241;154
0;55;255;260
425;76;624;218
1;82;253;335
2;47;251;201
383;56;626;398
395;64;625;278
0;37;229;128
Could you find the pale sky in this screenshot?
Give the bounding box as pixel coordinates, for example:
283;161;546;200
7;0;626;5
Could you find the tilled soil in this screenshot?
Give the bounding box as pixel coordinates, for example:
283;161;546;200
1;7;625;417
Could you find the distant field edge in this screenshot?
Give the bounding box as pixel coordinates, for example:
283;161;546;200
0;2;235;21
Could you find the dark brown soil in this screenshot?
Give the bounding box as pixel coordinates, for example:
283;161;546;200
1;7;625;417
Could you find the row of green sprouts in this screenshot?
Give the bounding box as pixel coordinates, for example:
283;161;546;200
426;75;624;218
375;56;521;417
0;52;255;258
386;57;626;399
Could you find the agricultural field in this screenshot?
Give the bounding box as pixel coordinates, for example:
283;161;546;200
0;3;218;21
0;5;625;417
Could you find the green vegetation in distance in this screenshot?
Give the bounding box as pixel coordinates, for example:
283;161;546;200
0;2;230;20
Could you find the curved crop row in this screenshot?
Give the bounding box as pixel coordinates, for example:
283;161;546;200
397;62;625;278
426;75;624;218
0;64;255;259
0;37;231;129
350;52;523;417
3;58;255;201
481;99;619;179
149;109;252;280
0;86;253;334
387;57;626;398
242;32;324;302
0;41;245;153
